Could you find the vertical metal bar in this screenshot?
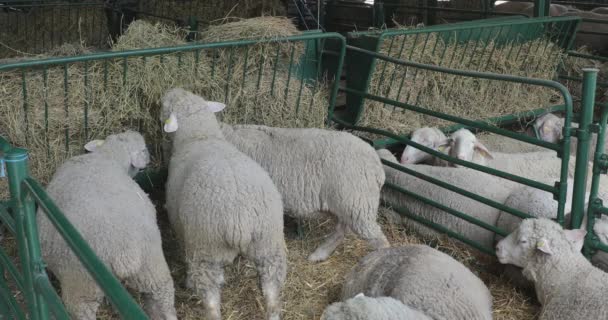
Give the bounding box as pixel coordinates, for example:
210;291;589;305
587;106;608;226
5;148;41;320
224;47;236;103
571;68;599;229
241;47;250;91
84;62;90;141
43;67;50;160
21;70;29;145
256;45;267;91
284;46;296;104
63;64;69;153
326;37;346;127
271;45;281;97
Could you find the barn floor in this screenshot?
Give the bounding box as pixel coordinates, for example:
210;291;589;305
0;190;540;319
94;190;540;320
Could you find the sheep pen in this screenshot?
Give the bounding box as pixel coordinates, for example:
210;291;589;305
0;15;555;320
0;17;329;198
354;33;566;140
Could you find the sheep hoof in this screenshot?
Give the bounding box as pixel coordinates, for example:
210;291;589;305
307;250;330;262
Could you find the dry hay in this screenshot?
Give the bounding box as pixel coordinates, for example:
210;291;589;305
86;206;538;319
560;46;608;116
140;0;287;26
0;3;109;59
0;18;329;198
355;34;565;140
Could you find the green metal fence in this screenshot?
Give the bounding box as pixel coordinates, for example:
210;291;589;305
0;31;346;318
323;16;594;255
0;136;148;319
0;1;109;59
332;45;597;255
339;16;580;126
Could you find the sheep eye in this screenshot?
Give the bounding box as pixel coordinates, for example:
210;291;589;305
519;239;528;245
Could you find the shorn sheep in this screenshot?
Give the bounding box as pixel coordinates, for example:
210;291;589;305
220;123;389;262
37;131;177;320
320;293;432;320
496;218;608;319
341;245;493;320
161;88;287;320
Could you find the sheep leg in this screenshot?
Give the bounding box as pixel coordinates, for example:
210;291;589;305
346;205;390;250
129;252;176;320
185;259;228;320
308;222;347;262
253;246;287;320
61;272;104;320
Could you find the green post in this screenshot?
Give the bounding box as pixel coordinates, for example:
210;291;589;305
533;0;546;17
5;148;48;320
571;68;598;229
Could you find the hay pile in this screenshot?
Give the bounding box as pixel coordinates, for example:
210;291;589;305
356;34;565;139
0;4;109;59
0;18;330;198
560;47;608;115
90;206;539;320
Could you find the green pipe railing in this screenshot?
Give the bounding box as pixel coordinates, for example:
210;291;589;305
571;68;598;229
334;44;590;252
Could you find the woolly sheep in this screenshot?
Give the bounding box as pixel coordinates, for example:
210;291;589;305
161;88;287;320
495;218;608;320
397;126;544;168
493;179;583;290
320;294;432;320
377;148;518;248
220;123;389;262
534;113;608;161
342;245;493;320
399;127;449;165
441;128;587;180
591;215;608;271
37;131;177;320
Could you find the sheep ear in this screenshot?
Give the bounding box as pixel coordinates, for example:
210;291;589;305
84;139;104;152
474;141;494;159
564;229;587;251
354;293;365;298
207;101;226;113
163;113;179;133
130;151;148;169
436;138;452;152
536;238;553;255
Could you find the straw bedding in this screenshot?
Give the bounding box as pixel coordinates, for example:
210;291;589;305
355;34;565;140
88;206;539;319
0;18;328;197
560;46;608;116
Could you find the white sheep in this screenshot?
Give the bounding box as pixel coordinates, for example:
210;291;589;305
495;218;608;320
37;131;177;320
377;148;518;248
493;179;584;290
161;88;287;320
220;123;389;262
440;128;587;180
399;127;449;165
444;128;495;168
320;294;432;320
341;245;493;320
534;113;608;161
591;215;608;271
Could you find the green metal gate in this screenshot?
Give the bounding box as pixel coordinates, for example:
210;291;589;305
326;16;593;254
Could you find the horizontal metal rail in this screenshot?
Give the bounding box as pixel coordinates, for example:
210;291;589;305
382;199;496;255
0;32;346;71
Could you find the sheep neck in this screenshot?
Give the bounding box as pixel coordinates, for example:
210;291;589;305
173;113;224;147
524;251;591;305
